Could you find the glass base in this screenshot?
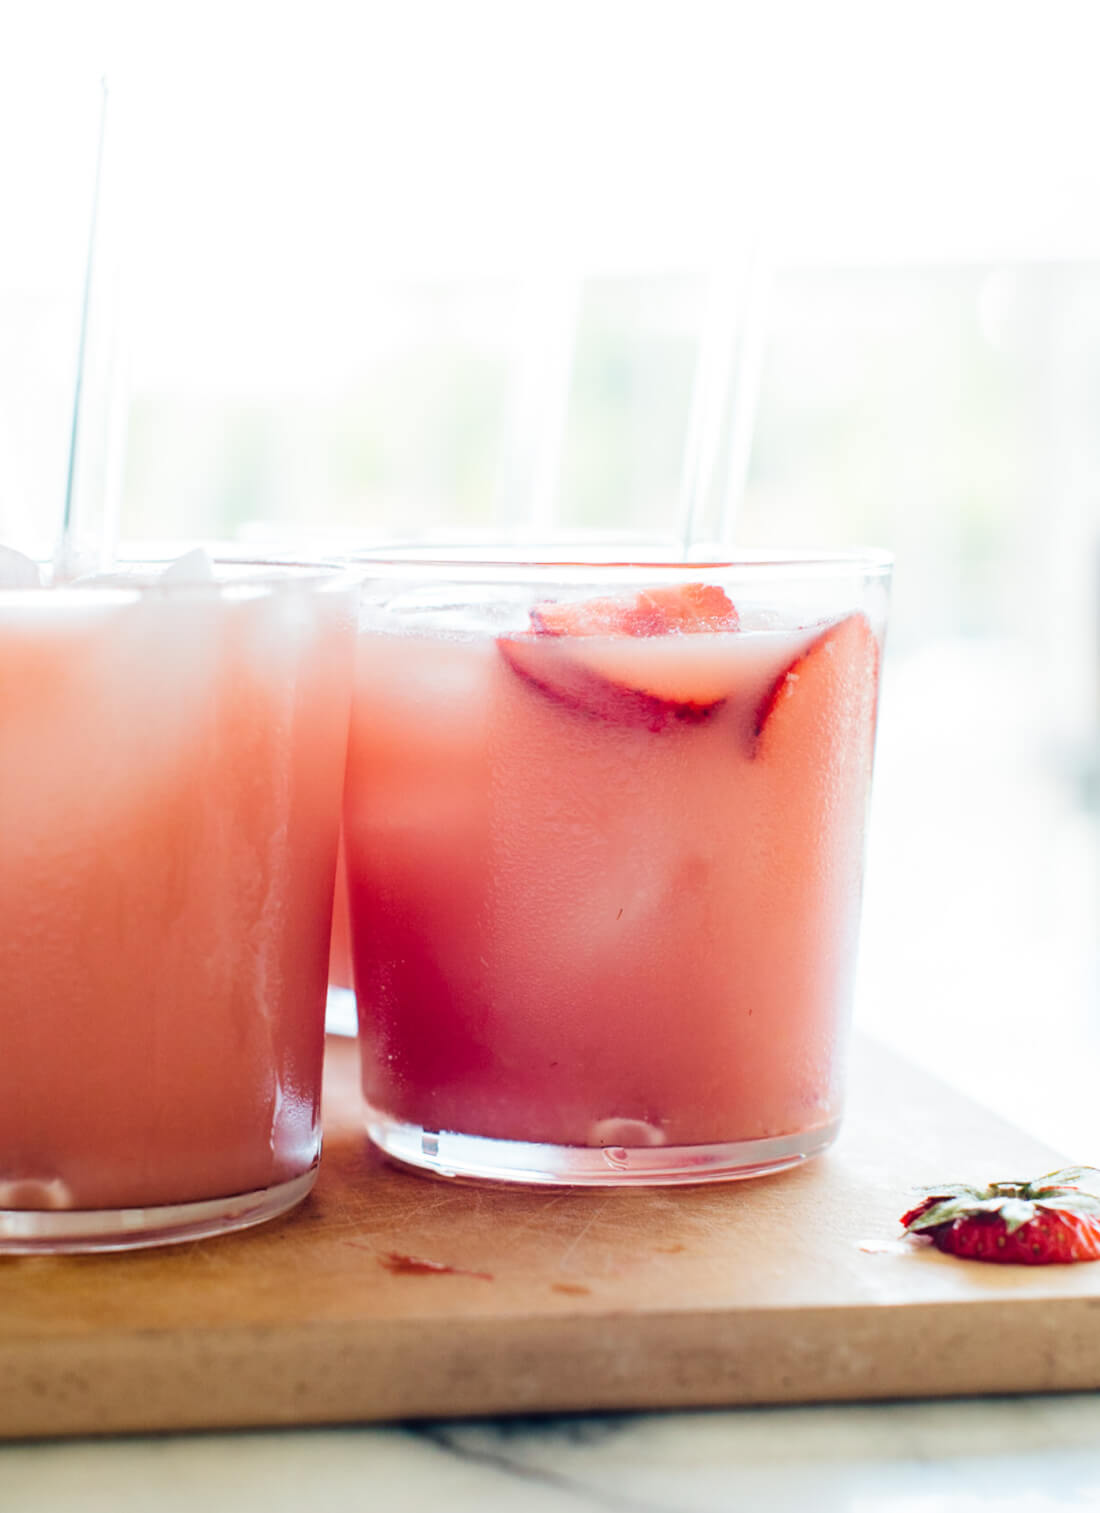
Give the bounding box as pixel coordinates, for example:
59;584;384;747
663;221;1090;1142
0;1163;318;1254
365;1107;840;1187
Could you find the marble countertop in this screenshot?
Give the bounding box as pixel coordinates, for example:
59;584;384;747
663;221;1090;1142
5;1395;1100;1512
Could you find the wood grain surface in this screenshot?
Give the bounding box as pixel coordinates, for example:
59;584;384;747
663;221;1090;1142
2;1035;1098;1439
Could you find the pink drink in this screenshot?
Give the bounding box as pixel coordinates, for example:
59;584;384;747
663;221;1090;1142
345;559;889;1184
0;565;356;1249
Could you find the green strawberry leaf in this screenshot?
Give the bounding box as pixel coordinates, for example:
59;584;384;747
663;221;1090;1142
998;1198;1038;1234
1035;1193;1100;1218
904;1169;1100;1240
1027;1166;1100;1195
904;1196;989;1232
910;1183;989;1203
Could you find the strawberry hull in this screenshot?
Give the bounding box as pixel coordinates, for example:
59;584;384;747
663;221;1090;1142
345;569;888;1182
901;1171;1100;1264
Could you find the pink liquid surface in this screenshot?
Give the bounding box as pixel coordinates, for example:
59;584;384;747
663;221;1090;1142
0;579;354;1211
345;599;881;1151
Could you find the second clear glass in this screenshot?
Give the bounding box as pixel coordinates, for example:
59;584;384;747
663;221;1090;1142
342;553;891;1186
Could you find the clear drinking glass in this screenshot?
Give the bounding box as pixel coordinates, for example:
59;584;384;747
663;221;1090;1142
343;553;891;1185
0;561;356;1250
324;532;692;1038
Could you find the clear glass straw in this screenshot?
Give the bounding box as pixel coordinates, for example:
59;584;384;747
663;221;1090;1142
676;240;772;555
54;77;115;582
491;266;580;537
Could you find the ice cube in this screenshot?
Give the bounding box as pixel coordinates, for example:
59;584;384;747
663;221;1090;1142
160;547;216;584
0;545;42;588
586;1117;668;1148
0;1175;73;1208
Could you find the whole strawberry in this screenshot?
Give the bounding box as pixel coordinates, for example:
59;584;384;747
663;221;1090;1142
901;1167;1100;1264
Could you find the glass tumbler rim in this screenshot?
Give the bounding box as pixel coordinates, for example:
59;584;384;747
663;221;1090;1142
349;547;894;581
0;558;360;609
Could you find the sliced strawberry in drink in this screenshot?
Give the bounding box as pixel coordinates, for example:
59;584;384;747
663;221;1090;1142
501;582;739;731
500;582;748;730
641;582;740;632
499;634;720;732
531;582;738;637
530;595;653;637
556;634;742;706
753;612;879;758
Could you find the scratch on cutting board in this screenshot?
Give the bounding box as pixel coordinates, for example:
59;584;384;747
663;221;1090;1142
333;1194;458;1236
556;1198;613;1268
485;1192;573;1249
183;1241;231;1270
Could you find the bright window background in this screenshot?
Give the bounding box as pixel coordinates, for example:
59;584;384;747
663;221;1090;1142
3;2;1098;1153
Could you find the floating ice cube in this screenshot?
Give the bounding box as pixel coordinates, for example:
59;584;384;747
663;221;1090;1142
0;545;42;588
734;603;789;632
0;1175;73;1208
587;1117;667;1148
160;547;216;584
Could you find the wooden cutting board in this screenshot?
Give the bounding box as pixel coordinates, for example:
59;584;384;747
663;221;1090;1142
3;1035;1099;1440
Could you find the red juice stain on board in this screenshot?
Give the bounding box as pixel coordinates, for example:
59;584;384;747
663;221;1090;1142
379;1250;494;1281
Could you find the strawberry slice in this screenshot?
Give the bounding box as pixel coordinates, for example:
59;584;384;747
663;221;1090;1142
499;582;739;731
499;634;719;732
642;582;740;632
901;1168;1100;1264
531;582;738;637
753;612;879;757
